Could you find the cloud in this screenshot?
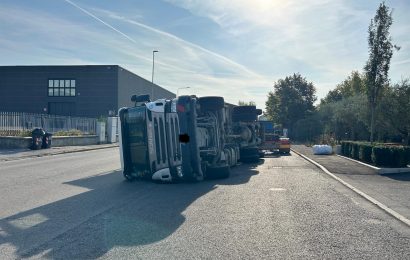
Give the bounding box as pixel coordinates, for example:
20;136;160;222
165;0;410;100
0;2;273;108
1;0;408;109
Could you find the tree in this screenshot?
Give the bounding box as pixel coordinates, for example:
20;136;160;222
378;79;410;144
321;71;365;105
265;73;316;137
238;100;256;106
364;2;397;142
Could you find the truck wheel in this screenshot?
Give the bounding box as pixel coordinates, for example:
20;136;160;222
233;105;256;114
123;172;136;182
240;147;260;163
241;154;260;163
199;96;224;111
256;109;262;115
206;165;230;179
279;149;290;154
232;106;257;122
186;171;204;182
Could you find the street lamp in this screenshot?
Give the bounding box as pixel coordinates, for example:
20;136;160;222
177;86;190;96
151;50;158;99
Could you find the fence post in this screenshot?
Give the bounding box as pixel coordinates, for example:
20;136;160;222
96;121;106;144
107;117;118;143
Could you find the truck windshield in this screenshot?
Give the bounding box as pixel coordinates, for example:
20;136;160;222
123;106;149;172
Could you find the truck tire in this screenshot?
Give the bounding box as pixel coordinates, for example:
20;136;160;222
206;165;230;179
123;172;136;182
256;109;262;115
233;105;256;114
186;170;204;182
232;106;257;122
279;148;290;154
240;147;260;163
241;154;260;163
199;96;225;111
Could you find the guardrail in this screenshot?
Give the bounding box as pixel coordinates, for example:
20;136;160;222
0;112;97;136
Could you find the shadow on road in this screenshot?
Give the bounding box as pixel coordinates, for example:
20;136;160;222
0;162;260;259
383;172;410;182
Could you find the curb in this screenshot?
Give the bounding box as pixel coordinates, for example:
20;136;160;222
291;148;410;227
336;154;410;175
0;145;119;162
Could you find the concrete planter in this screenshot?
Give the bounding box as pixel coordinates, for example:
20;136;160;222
0;135;99;149
52;136;99;147
0;136;32;149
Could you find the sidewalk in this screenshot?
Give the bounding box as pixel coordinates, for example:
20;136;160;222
292;145;377;175
292;144;410;220
0;143;118;162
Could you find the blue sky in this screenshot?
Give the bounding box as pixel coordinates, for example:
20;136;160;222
1;0;409;109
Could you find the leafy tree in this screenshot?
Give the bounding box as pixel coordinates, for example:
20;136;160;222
318;94;370;141
364;2;397;142
378;80;410;144
293;115;322;143
265;73;316;137
321;71;365;105
238;100;256;106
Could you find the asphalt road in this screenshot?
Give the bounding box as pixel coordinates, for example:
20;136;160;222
0;148;409;259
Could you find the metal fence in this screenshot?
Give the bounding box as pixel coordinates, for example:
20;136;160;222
0;112;97;136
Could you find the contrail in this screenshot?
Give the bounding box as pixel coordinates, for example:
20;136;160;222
63;0;138;44
63;0;262;78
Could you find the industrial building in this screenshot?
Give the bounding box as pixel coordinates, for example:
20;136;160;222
0;65;175;117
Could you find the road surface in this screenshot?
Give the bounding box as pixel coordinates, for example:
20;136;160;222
0;148;409;259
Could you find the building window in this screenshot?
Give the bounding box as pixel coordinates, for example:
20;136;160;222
48;79;76;97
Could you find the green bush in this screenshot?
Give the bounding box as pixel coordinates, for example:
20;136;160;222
372;146;392;167
341;142;346;155
406;148;410;166
342;141;410;167
53;129;83;136
372;145;410;167
341;141;351;157
359;143;373;164
19;130;32;137
351;143;359;160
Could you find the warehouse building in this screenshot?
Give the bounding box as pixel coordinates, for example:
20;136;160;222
0;65;175;117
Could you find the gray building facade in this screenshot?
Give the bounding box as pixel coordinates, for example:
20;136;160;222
0;65;175;117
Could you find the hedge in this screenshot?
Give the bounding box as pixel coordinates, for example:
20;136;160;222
350;143;359;160
340;141;410;168
358;143;372;164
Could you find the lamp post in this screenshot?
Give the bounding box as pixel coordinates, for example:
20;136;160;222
177;86;191;97
151;50;158;99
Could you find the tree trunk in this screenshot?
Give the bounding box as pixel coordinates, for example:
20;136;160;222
370;103;375;143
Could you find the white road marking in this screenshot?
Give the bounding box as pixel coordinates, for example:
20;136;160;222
269;188;286;191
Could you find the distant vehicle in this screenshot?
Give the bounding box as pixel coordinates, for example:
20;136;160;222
258;121;290;154
118;94;262;182
278;137;291;154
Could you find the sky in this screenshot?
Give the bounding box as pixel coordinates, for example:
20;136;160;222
1;0;409;110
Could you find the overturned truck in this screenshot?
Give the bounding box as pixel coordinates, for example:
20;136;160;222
119;95;262;182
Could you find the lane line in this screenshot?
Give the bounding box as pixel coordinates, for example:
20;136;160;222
291;149;410;227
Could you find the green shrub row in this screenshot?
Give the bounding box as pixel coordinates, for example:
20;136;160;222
341;141;410;168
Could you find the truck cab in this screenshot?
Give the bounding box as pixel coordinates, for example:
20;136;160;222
119;97;182;182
